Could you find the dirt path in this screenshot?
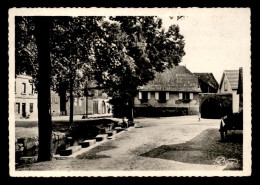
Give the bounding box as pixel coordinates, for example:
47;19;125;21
17;116;228;171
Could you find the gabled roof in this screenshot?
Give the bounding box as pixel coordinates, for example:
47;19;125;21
193;73;219;90
138;65;201;92
222;70;239;90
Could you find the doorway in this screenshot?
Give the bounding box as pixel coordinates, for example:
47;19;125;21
102;101;106;114
93;101;98;114
22;103;26;117
200;98;223;119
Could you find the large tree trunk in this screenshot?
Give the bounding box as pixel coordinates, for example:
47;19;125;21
34;17;52;161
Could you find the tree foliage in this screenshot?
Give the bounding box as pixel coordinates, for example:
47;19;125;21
92;16;185;118
15;16;185;120
50;17;103;98
15;17;38;84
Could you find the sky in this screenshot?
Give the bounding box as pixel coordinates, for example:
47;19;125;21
160;9;251;84
10;8;251;84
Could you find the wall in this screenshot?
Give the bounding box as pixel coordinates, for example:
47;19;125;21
66;97;86;116
232;90;240;113
15;75;38;119
219;74;232;93
50;91;60;116
134;91;200;117
15;75;64;119
218;74;239;113
65;89;112;116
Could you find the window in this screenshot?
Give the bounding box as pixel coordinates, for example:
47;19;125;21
15;103;20;114
155;92;169;102
142;92;148;102
224;81;228;91
30;103;33;113
22;83;26;94
30;84;34;94
183;93;190;100
159;92;166;102
139;92;151;102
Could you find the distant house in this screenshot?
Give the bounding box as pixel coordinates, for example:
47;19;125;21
15;74;38;119
65;80;112;117
218;70;240;113
15;74;112;119
15;74;60;119
134;66;201;117
193;73;219;93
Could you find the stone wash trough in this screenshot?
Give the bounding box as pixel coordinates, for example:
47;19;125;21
15;118;129;167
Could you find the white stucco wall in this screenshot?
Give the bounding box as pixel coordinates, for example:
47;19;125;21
219;74;239;113
134;91;200;115
219;74;233;93
232;90;240;113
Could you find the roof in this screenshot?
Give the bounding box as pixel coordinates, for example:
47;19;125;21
224;70;239;90
193;73;219;90
138;65;201;92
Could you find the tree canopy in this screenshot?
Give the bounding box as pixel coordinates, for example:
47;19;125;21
15;16;185;119
92;16;185;118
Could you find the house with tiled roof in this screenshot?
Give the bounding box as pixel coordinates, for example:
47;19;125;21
134;65;201;117
218;69;240;113
193;73;219;93
15;74;61;119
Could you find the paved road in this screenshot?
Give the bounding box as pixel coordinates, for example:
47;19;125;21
17;116;226;171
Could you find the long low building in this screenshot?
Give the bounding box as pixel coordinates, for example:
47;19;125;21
134;65;202;117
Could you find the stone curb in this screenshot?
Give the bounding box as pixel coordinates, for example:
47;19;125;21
53;126;135;159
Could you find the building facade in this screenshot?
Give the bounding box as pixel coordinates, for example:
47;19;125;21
15;75;38;119
134;66;201;117
15;75;61;119
65;88;112;116
15;75;112;119
218;70;240;113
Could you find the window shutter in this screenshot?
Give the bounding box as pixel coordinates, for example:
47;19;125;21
190;93;193;100
138;92;142;99
147;92;151;99
166;92;169;100
155;92;159;100
179;93;183;100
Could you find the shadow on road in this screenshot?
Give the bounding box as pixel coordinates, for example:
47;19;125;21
140;128;243;170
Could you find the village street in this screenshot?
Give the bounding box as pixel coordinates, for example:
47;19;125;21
16;116;242;171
